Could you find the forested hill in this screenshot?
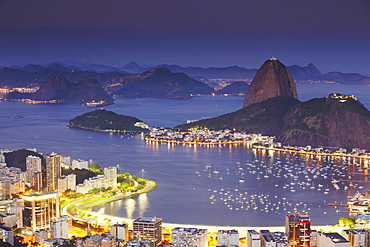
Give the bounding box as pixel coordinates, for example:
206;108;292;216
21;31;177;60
68;109;149;132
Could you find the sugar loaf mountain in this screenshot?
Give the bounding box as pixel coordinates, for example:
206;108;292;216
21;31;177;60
177;58;370;150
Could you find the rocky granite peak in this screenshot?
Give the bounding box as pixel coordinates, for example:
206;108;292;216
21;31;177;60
243;58;297;107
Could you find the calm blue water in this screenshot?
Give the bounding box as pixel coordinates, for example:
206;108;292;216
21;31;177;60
0;83;369;226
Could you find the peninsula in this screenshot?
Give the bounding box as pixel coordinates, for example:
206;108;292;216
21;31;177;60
177;58;370;151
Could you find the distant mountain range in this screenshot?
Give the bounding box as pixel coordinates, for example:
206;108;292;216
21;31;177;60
107;67;214;99
2;66;214;100
5;75;113;104
0;60;368;89
215;81;250;95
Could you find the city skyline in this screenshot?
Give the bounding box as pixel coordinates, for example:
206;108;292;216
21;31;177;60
0;0;369;75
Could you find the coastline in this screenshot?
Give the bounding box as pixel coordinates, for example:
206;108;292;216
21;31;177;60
145;136;250;146
145;137;370;160
67;124;149;133
62;180;157;223
62;179;341;235
253;145;370;160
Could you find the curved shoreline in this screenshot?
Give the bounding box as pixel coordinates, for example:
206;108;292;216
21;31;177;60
61;180;337;234
62;180;156;223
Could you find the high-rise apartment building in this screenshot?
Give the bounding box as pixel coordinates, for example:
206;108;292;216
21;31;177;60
343;229;369;247
104;166;117;188
31;171;43;191
172;227;208;247
58;174;77;192
46;153;62;192
26;155;42;183
285;214;311;247
50;219;69;239
0;179;11;200
110;224;129;243
218;229;239;246
67;173;76;191
72;159;88;170
133;217;162;246
247;229;261;247
22;192;60;232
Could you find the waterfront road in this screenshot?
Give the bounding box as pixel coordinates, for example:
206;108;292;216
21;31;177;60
62;180;338;235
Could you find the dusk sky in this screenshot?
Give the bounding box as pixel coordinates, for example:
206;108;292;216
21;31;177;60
0;0;369;74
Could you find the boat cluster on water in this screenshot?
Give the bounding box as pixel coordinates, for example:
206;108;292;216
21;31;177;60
207;187;312;215
196;153;370;216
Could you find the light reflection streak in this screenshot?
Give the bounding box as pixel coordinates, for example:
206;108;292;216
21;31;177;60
138;193;149;216
125;198;136;219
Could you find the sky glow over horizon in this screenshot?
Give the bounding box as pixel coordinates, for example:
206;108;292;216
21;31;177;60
0;0;369;75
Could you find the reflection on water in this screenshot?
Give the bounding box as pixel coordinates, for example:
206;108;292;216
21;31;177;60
138;193;149;216
96;193;150;220
95;143;370;226
125;199;136;219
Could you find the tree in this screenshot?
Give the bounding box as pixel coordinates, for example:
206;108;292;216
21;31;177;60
338;217;355;228
89;163;101;170
63;168;97;184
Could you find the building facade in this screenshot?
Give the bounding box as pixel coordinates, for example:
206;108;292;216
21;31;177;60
247;230;261;247
344;229;370;247
46;153;62;192
110;223;129;243
72;159;88;170
172;227;208;247
285;214;311;247
218;229;239;246
0;226;14;246
22;192;60;232
31;171;43;191
133;217;162;247
104;166;117;188
51;219;69;239
26;155;42;183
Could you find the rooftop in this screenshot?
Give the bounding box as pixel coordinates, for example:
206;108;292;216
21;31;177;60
322;232;349;243
134;217;162;223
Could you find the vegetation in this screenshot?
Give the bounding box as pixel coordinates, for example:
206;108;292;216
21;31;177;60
68;109;147;132
338;217;356;228
88;187;111;194
62;168;97;184
88;163;104;175
176;96;300;136
4;149;45;171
